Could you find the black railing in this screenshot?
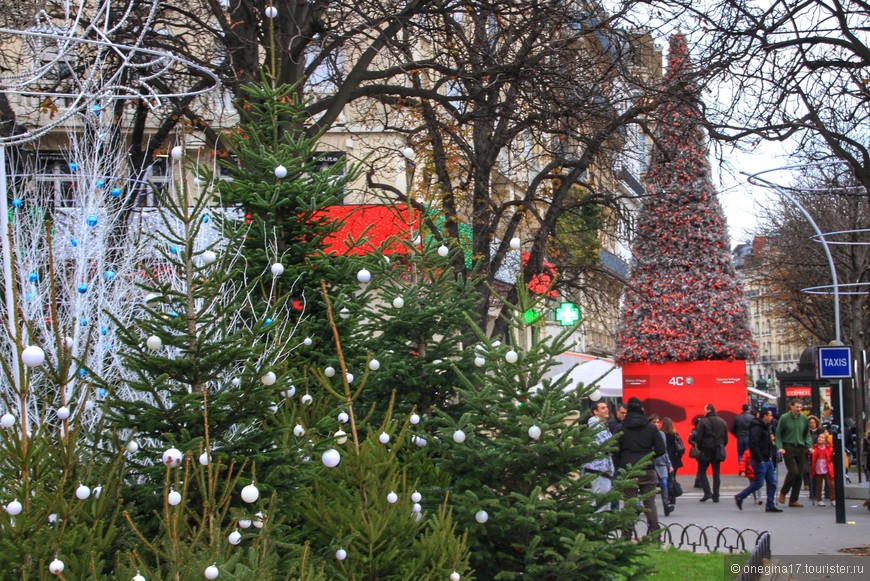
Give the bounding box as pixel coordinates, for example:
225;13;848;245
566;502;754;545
627;521;769;554
736;531;771;581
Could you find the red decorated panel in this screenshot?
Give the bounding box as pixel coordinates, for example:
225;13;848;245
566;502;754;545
622;360;748;475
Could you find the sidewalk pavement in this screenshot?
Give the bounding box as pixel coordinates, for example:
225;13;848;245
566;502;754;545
656;473;870;555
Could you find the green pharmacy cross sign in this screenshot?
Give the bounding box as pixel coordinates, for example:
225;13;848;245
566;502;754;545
555;302;581;326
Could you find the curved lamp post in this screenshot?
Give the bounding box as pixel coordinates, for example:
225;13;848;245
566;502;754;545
745;166;849;524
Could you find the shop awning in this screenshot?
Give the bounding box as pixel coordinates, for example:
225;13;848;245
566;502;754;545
747;386;777;401
532;352;622;398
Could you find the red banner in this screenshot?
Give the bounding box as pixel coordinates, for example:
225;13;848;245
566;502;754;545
622;360;749;475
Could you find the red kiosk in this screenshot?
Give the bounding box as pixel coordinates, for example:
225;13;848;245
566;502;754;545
622;360;747;475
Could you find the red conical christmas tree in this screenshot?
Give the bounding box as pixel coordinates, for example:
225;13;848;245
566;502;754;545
615;35;756;365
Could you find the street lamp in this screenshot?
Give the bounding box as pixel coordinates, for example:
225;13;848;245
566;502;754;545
745;165;856;524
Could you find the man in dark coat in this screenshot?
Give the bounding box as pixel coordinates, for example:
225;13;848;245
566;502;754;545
731;404;754;465
696;403;729;502
616;397;666;538
734;409;782;512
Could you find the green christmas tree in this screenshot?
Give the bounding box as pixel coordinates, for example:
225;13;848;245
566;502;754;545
430;284;653;579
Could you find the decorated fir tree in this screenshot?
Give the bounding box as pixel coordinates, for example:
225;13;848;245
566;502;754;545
430;284;652;580
615;35;756;365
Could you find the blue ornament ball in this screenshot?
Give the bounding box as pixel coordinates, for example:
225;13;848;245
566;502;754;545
80;317;88;326
202;215;209;223
68;162;78;171
77;284;88;294
25;292;34;301
170;246;178;255
78;368;88;378
12;198;22;208
28;272;38;282
265;318;273;326
95;180;105;188
100;326;108;336
70;239;78;247
86;215;98;227
104;270;116;281
110;188;121;198
97;387;108;397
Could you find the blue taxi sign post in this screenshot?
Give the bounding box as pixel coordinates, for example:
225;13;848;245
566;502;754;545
816;346;852;379
816;345;852;524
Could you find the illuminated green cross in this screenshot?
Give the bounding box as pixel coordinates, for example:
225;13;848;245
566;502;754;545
555;302;581;326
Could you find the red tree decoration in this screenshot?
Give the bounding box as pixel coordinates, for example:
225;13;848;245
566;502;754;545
615;35;756;365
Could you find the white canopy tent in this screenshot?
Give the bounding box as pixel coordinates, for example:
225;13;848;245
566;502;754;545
747;386;778;401
533;352;623;398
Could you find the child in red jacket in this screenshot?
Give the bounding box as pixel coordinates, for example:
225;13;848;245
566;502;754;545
739;449;762;505
811;433;835;506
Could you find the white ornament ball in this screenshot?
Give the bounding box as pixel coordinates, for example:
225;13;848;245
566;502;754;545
334;429;347;445
345;373;354;384
199;452;210;466
475;510;488;524
6;499;22;515
56;406;70;420
409;413;420;425
450;572;461;581
48;513;57;524
474;356;485;367
264;6;278;18
303;337;312;346
0;413;15;428
412;502;422;513
231;377;241;387
509;237;521;250
336;548;347;561
339;307;350;319
392;297;404;308
270;263;284;276
254;512;265;528
93;486;102;498
126;440;139;454
204;564;219;579
293;424;306;437
337;411;349;424
146;335;162;351
411;491;422;503
261;372;277;386
202;250;217;265
505;350;518;364
170;146;183;160
274;165;287;179
324;366;336;378
301;394;313;405
528;425;542;440
284;386;296;398
228;529;242;545
162;447;183;467
193;176;205;187
378;432;390;444
49;558;64;575
239;518;252;529
21;345;45;367
387;491;398;504
133;573;146;581
413;436;427;447
64;336;74;349
76;484;91;500
322;448;341;468
356;268;371;283
369;359;380;371
453;429;466;444
241;483;260;503
437;244;449;257
168;490;182;506
589;389;602;402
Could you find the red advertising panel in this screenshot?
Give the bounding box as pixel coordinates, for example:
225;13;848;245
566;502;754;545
622;360;748;475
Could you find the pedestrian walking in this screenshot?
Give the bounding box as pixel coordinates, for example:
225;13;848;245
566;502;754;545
731;404;754;466
583;401;615;513
734;408;782;513
617;397;666;538
696;403;729;502
775;399;812;508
